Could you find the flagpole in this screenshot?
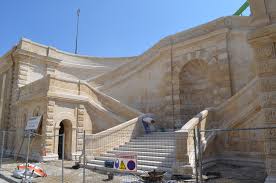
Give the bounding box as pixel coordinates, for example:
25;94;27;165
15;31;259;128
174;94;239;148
75;8;80;54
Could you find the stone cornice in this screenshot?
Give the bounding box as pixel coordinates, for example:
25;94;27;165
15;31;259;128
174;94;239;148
13;47;61;66
17;38;136;63
92;28;230;91
172;28;229;51
248;24;276;45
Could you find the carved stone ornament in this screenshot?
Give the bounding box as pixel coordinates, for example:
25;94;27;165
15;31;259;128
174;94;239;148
255;44;274;60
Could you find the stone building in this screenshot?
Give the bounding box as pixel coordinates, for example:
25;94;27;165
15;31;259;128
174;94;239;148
1;0;276;182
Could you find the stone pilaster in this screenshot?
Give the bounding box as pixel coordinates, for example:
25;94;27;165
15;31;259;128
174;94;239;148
9;62;21;129
44;100;55;154
46;64;56;75
248;21;276;182
17;61;29;87
248;2;276;181
77;105;85;152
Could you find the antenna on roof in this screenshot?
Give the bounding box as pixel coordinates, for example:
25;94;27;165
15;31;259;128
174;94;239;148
75;8;80;54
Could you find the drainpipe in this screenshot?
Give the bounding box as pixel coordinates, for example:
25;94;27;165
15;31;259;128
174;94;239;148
225;28;234;96
169;37;176;129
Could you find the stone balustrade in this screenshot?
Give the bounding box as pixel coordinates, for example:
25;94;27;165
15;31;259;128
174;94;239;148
173;110;210;175
212;77;259;129
85;116;144;157
80;81;143;120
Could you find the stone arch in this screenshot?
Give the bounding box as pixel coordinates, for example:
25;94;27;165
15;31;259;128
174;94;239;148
53;112;77;160
176;50;213;73
54;112;76;129
58;119;72;159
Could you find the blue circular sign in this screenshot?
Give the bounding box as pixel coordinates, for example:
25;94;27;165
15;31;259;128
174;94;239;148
115;159;119;169
127;160;136;170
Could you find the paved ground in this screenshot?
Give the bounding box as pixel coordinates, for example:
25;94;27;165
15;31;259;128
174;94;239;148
0;160;266;183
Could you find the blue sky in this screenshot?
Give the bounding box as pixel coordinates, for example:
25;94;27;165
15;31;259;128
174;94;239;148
0;0;250;57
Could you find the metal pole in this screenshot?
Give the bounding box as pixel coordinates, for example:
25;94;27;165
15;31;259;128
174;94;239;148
193;129;199;183
83;130;86;183
62;134;65;183
0;131;4;172
169;37;175;129
25;132;31;180
196;128;203;182
0;131;5;172
75;8;80;54
202;126;276;133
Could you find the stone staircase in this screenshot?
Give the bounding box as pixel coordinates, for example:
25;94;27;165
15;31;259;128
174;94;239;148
86;131;185;174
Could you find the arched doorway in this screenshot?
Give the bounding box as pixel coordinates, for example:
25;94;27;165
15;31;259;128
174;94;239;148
179;59;212;123
58;120;72;160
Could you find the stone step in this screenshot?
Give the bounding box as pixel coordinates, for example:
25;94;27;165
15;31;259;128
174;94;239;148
88;159;174;168
85;131;181;176
86;162;172;173
128;140;175;145
85;163;144;174
136;164;173;173
114;147;175;153
107;150;175;158
136;136;176;140
96;154;176;162
121;144;175;149
143;132;176;137
130;138;175;144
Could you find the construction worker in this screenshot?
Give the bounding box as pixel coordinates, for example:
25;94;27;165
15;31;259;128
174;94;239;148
142;116;155;134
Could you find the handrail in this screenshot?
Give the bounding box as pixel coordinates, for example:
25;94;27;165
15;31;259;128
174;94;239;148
81;80;142;119
179;110;209;132
89;116;143;139
85;115;145;157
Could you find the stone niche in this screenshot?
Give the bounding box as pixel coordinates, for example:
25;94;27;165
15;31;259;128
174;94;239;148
176;54;231;124
179;59;212;122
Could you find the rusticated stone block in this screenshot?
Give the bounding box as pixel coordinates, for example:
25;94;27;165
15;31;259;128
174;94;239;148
77;128;84;133
48;100;55;106
47;106;54;113
45;139;53;146
78;122;84;127
78;110;84;115
78;116;84;121
45;125;54;133
46;119;54;126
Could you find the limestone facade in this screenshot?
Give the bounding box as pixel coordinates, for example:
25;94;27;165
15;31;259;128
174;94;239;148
1;1;276;181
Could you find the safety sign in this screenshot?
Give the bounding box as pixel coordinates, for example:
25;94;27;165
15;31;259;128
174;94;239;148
114;153;137;172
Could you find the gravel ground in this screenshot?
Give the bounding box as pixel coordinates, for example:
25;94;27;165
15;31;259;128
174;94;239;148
204;163;266;183
0;159;267;183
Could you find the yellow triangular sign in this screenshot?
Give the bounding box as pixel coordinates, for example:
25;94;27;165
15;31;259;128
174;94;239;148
119;160;126;170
